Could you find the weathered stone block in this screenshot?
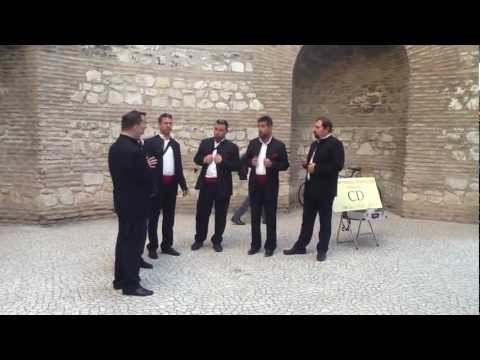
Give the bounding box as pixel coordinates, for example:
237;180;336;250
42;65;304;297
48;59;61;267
194;81;208;89
197;99;214;109
356;143;376;156
70;91;86;103
215;102;230;111
152;96;169;107
135;74;155;87
403;193;418;201
222;81;238;91
125;92;143;105
209;91;219;102
214;64;228;72
82;173;104;186
86;70;101;83
466;131;479;145
108;91;123;104
172;80;186;89
86;92;99;104
220;91;232;100
155;77;171;88
249;99;264;111
36;194;58;208
231;62;245;72
92;85;105;93
231;101;248;111
58;188;74;205
183;95;196;108
167;89;183;99
145;88;158;96
209;81;222;90
445;177;469;190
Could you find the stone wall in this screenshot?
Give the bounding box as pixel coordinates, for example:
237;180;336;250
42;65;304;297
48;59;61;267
401;45;479;223
0;46;41;222
2;45;292;224
0;45;478;224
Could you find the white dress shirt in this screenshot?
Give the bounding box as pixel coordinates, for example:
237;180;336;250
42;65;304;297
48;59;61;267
206;139;224;178
160;134;175;176
307;133;332;181
256;137;273;175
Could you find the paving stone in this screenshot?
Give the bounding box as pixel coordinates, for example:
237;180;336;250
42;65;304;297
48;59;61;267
0;210;477;315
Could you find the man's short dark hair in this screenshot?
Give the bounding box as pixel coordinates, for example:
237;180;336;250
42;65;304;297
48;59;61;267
316;116;333;133
158;113;173;123
258;116;273;127
121;110;146;130
216;119;229;130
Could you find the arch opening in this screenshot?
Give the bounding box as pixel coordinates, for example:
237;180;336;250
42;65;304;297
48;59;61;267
289;45;410;214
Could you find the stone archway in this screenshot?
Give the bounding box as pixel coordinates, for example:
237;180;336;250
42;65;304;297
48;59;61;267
289;45;410;214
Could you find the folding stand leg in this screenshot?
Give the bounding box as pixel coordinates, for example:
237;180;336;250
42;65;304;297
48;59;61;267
336;217;343;244
368;220;379;247
353;220;361;250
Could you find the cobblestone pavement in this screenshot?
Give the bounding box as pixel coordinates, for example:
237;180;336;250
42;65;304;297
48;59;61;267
0;210;478;315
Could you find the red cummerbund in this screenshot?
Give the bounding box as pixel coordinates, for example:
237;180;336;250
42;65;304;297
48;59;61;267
162;176;175;185
205;177;218;185
255;175;268;186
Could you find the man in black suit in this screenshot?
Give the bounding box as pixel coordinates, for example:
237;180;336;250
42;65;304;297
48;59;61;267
191;120;240;253
231;160;266;225
108;110;158;297
144;113;189;259
242;116;289;257
284;117;345;262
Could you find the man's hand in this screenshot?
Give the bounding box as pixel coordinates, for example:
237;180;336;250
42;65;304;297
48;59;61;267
214;154;223;164
182;189;190;197
307;163;316;175
146;156;158;169
252;157;258;167
204;155;214;165
302;160;308;169
264;158;273;168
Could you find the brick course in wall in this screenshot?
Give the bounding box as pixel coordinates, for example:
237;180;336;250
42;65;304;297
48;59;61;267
0;45;478;224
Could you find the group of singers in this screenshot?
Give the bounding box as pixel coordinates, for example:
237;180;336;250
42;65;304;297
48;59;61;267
108;110;345;296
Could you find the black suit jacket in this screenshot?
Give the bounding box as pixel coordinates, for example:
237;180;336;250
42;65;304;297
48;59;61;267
304;136;345;199
108;135;151;220
194;138;240;198
143;135;188;194
242;137;290;200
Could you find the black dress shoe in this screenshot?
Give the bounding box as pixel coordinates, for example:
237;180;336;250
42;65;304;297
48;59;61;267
122;286;154;297
231;217;246;225
317;252;327;262
213;244;223;253
140;260;153;269
248;248;260;255
265;250;274;257
283;247;307;256
113;282;122;290
162;248;181;256
148;250;159;260
191;242;204;251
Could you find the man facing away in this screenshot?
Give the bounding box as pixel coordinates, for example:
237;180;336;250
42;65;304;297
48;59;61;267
191;120;240;253
284;116;345;262
144;113;189;259
242;116;289;257
108;110;158;297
